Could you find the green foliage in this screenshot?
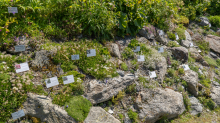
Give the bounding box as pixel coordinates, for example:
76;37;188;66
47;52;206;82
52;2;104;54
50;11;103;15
167;41;180;47
128;109;138;123
204;56;218;67
189;65;199;73
122;47;135;60
182;80;188;87
167;32;176;40
125;84;136;95
168;68;176;77
121;62;128;71
128;39;139;49
198;97;216;110
199;75;211;88
182;92;191;112
188;53;196;63
174;28;186;40
118;113;124;121
178;68;185;75
112;91;125;105
194;40;209;55
217;59;220;66
65;96;92;122
208;0;220;15
171;59;180;70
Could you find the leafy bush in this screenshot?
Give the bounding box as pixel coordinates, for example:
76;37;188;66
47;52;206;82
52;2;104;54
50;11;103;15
194;40;209;55
204;56;218;67
199;75;211;88
174;28;186;40
65;96;92;122
125;84;136;95
112;91;125;105
128;109;138;123
168;68;176;77
121;62;128;71
178;16;189;25
167;32;176;40
198;97;216;110
167;41;180;47
209;16;220;28
178;68;185;75
122;47;135;60
182;92;191;112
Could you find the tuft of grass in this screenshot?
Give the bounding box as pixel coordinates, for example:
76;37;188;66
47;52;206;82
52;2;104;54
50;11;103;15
128;109;138;123
174;28;186;40
167;41;180;47
112;91;125;105
204;56;218;67
121;62;128;71
65;96;92;122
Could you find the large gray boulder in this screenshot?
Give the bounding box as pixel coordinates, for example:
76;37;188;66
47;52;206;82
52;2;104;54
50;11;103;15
189;48;209;66
84;107;120;123
155;30;169;45
205;35;220;54
110;43;121;59
199;17;210;26
139;27;155;40
189;97;203;115
137;88;185;123
182;70;199;97
22;93;77;123
171;47;188;63
156;57;167;82
181;30;192;48
210;81;220;106
84;74;134;104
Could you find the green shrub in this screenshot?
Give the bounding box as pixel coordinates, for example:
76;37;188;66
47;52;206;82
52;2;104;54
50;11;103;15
217;59;220;66
174;28;186;40
121;62;128;71
126;84;136;95
178;16;189;25
112;91;125;105
209;16;220;27
118;113;124;121
182;80;188;87
168;68;176;77
167;41;180;47
198;97;216;110
194;40;209;55
178;68;185;75
182;92;191;112
122;47;135;60
167;32;176;40
128;109;138;123
199;75;211;88
65;96;92;122
204;56;218;67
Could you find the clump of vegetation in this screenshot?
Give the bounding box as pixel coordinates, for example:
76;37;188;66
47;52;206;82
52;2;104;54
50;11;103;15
128;109;138;123
112;91;125;105
121;62;128;71
199;75;211;88
122;47;135;60
174;28;186;40
194;40;209;55
65;96;92;122
178;68;185;75
182;92;191;112
198;97;216;110
167;41;180;47
204;56;218;67
167;31;176;40
209;16;220;27
125;84;136;95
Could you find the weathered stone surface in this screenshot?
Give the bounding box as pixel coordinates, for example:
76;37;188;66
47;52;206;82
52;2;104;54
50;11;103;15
205;35;220;54
84;107;120;123
199;17;210;26
139;28;155;40
182;70;199;96
210;82;220;106
137;37;148;43
189;97;203;115
110;43;121;59
22;93;76;123
137;88;185;123
189;48;209;66
156;57;167;82
210;52;219;59
155;30;169;45
84;74;134;104
171;47;188;63
192;33;204;41
181;30;193;48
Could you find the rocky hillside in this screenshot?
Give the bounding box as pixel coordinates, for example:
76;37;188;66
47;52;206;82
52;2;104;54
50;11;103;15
1;0;220;123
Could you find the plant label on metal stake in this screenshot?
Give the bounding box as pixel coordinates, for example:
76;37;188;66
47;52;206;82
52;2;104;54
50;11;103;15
175;33;179;40
159;30;164;36
87;49;96;57
133;46;140;52
158;47;164;53
8;7;18;13
11;109;25;120
71;54;80;60
63;75;74;85
15;62;29;73
45;76;59;88
149;71;157;78
183;65;190;71
15;45;26;52
137;55;145;62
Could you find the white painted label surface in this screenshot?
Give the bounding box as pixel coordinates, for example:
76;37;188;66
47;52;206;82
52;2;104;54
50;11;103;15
87;49;96;57
71;54;79;60
209;23;211;27
189;43;194;47
198;50;201;53
15;62;29;73
159;30;164;36
137;55;145;62
133;46;140;52
15;45;25;52
45;76;59;88
175;33;179;40
183;65;190;71
11;109;25;120
158;47;164;53
8;7;18;13
149;71;157;78
63;75;74;85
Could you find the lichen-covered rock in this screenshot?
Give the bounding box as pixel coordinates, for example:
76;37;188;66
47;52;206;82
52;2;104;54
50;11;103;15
155;30;169;45
22;93;77;123
181;30;192;48
139;28;155;40
189;97;203;115
210;81;220;106
137;88;185;123
199;17;210;26
182;70;199;96
110;43;121;59
189;48;209;66
171;47;188;63
84;74;134;104
205;35;220;54
156;57;167;82
192;33;204;41
84;107;120;123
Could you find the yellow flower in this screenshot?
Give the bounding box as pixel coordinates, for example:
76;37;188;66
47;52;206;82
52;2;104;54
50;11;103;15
69;6;72;8
203;8;207;11
138;0;142;4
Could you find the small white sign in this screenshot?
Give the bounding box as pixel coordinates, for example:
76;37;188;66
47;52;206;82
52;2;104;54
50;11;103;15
175;33;179;40
71;54;79;60
15;45;26;52
87;49;96;57
45;76;59;88
63;75;74;85
159;30;164;36
133;46;140;52
149;71;157;78
15;62;29;73
189;43;194;47
198;69;203;75
198;50;201;53
209;23;211;27
158;47;164;53
137;55;145;62
8;7;18;13
11;109;25;120
183;65;190;71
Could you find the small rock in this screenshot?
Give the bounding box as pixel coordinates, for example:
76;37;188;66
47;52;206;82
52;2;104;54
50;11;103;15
110;43;121;59
121;101;127;110
171;47;188;63
199;17;210;26
189;97;203;115
117;70;125;77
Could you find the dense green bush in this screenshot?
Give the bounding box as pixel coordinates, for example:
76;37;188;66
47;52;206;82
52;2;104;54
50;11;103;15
167;32;176;40
128;109;138;123
167;41;180;47
204;56;218;67
121;62;128;71
198;97;216;110
174;28;186;40
65;96;92;122
209;16;220;27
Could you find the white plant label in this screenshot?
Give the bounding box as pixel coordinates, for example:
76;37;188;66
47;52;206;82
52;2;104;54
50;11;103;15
189;43;194;47
175;33;179;40
87;49;96;57
15;45;25;52
198;50;201;53
63;75;74;85
15;62;29;73
137;55;145;62
71;54;79;60
133;46;140;52
149;71;157;78
11;109;25;120
8;7;18;13
45;76;59;88
159;30;164;36
158;47;164;53
183;65;190;71
209;23;211;27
